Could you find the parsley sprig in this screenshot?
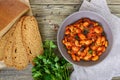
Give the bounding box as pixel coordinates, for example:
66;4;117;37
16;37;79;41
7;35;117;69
32;40;72;80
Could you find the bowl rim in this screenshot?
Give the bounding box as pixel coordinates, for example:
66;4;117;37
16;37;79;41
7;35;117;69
57;11;113;66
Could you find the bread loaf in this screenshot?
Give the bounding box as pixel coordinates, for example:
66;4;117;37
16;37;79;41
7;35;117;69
0;0;29;37
22;16;43;63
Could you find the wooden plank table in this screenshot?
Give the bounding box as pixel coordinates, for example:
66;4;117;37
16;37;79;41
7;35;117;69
0;0;120;80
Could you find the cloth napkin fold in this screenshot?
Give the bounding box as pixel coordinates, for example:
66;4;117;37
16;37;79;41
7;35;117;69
70;0;120;80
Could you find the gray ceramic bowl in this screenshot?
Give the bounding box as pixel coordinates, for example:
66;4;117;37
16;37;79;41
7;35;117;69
57;11;113;66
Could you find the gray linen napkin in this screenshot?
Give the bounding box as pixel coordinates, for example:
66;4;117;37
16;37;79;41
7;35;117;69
70;0;120;80
91;0;120;77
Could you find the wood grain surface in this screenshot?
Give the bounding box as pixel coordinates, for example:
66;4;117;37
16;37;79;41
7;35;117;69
0;0;120;80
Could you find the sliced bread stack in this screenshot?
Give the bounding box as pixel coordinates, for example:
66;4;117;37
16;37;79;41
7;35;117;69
0;16;43;70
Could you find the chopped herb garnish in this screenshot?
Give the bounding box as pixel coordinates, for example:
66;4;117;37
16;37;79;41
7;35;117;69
89;49;93;54
75;35;79;40
83;29;89;35
80;46;85;51
102;32;105;36
91;42;95;46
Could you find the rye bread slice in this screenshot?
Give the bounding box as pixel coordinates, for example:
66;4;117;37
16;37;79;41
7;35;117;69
22;16;43;63
0;25;16;61
3;31;14;67
12;17;29;70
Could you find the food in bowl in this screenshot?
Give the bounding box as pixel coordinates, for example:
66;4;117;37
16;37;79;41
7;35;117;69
62;18;108;62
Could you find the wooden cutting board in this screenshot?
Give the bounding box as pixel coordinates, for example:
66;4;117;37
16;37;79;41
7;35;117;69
0;0;33;69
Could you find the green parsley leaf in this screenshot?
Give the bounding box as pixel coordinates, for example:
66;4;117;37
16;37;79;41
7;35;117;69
89;49;93;54
32;40;72;80
75;35;79;40
83;29;89;35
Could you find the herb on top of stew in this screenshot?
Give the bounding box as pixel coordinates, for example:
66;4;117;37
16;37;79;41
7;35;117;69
88;49;93;54
83;29;89;35
75;35;79;40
